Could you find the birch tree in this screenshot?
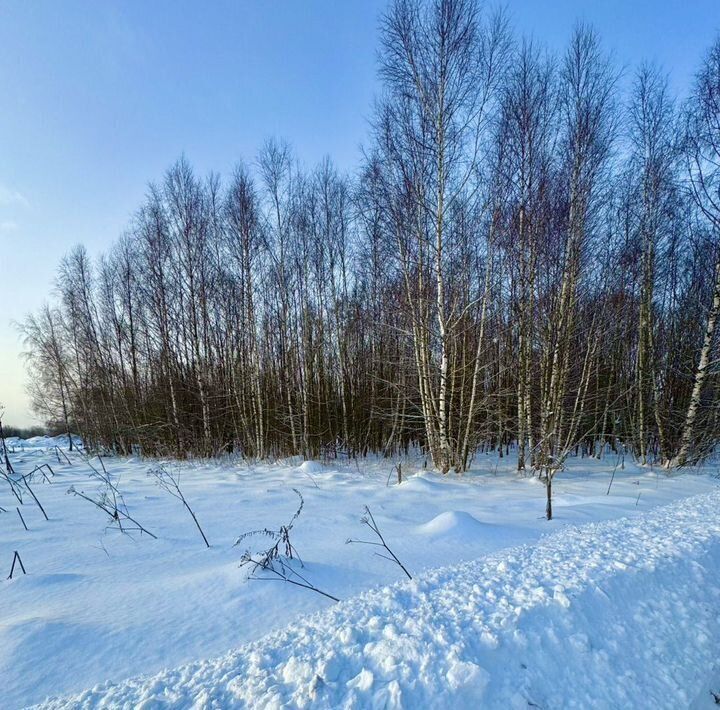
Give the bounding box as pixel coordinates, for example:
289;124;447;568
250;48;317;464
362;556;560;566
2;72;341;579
673;36;720;466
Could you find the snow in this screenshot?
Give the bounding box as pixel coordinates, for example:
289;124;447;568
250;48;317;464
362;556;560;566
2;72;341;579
33;487;720;710
3;434;82;452
415;510;490;538
295;460;326;476
0;446;718;708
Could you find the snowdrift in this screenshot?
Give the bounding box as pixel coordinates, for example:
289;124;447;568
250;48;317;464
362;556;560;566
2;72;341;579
34;488;720;709
4;435;81;451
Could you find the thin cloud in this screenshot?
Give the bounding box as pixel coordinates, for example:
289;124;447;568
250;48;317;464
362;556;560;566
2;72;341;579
0;185;28;207
0;220;19;231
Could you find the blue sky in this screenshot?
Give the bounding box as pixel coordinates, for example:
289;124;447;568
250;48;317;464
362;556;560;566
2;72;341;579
1;0;718;427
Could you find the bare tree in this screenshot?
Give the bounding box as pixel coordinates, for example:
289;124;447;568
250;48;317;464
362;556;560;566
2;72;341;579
674;36;720;466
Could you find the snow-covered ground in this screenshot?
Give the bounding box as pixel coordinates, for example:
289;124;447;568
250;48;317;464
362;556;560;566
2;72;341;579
3;434;82;452
0;443;718;708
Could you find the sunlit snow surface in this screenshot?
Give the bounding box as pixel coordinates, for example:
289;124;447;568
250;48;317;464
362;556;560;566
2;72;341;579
0;441;717;708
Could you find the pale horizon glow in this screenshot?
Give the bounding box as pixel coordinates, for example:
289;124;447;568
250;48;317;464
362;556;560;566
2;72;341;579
1;0;717;427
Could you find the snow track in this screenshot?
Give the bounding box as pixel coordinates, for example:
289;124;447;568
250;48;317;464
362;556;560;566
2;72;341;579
34;489;720;709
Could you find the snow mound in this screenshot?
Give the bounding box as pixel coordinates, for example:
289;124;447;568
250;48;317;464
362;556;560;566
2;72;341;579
416;510;488;538
4;435;81;451
34;488;720;710
399;473;446;493
296;460;325;475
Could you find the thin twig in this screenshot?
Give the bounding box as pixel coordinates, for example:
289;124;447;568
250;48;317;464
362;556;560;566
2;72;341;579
21;476;49;520
8;551;26;579
347;506;412;579
68;486;157;539
16;507;28;531
148;464;210;547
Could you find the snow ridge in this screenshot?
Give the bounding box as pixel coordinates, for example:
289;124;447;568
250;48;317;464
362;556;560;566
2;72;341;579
34;488;720;709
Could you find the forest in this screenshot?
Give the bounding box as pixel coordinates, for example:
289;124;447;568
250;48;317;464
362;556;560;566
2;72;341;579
19;0;720;487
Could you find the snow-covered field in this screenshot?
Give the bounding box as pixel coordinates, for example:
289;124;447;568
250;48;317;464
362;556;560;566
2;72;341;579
1;442;718;708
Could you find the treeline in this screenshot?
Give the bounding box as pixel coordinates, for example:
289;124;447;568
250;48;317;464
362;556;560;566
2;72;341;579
21;0;720;474
1;425;49;439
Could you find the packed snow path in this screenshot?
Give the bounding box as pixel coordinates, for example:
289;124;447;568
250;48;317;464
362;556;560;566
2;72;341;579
36;488;720;709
